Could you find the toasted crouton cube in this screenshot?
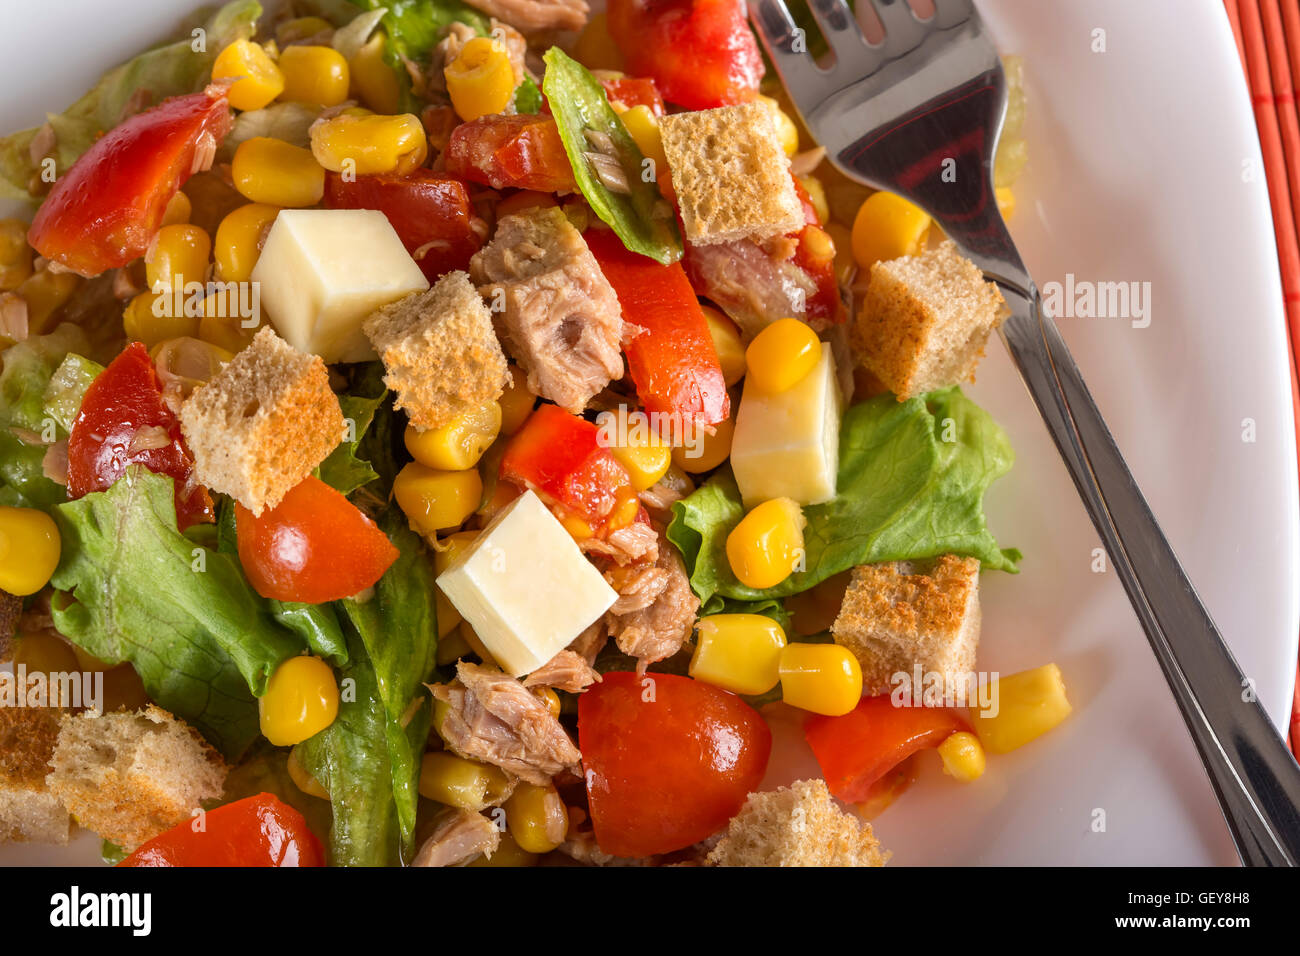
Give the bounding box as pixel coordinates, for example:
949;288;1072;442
180;326;346;515
852;240;1007;400
46;705;226;851
363;271;510;430
707;779;889;867
832;554;981;696
0;707;71;844
659;102;805;246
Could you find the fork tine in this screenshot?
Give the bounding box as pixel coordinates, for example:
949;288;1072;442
748;0;826;95
865;0;927;51
804;0;877;67
930;0;976;29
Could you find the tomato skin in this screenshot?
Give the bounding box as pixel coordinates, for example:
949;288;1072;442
323;170;481;282
804;695;968;803
599;75;666;115
119;793;324;867
790;177;845;325
236;476;399;604
443;114;577;194
66;342;213;529
579;671;771;857
29;87;232;277
607;0;763;110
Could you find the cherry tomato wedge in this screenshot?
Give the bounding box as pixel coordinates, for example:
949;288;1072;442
29;86;231;276
443;114;577;194
236;475;398;603
579;671;771;857
119;793;324;867
67;341;213;529
804;695;968;803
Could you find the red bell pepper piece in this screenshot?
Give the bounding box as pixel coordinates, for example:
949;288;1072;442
499;403;633;526
585;227;729;429
28;87;232;277
599;75;666;115
578;671;771;857
443;114;577;194
67;341;213;529
323;170;482;282
607;0;764;110
804;695;968;803
119;793;324;867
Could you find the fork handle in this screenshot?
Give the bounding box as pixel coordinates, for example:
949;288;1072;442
998;285;1300;866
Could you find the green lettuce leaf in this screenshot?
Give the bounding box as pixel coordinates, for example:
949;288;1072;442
270;601;350;668
667;387;1020;610
49;467;304;760
542;48;683;264
0;1;261;201
317;392;385;495
513;77;543;115
43;353;104;434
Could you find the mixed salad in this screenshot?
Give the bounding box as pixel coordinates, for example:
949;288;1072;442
0;0;1064;867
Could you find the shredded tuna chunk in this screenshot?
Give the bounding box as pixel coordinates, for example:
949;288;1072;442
430;661;582;785
471;207;625;413
567;619;608;665
462;0;589;32
685;236;825;341
606;535;699;673
556;830;649;866
413;808;500;867
606;564;671;615
523;649;601;693
580;521;659;567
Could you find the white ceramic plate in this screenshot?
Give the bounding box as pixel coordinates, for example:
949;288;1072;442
1;0;1295;866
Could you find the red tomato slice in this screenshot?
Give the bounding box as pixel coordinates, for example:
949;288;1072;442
443;114;577;194
66;341;213;529
236;476;399;604
804;695;968;803
607;0;764;110
579;671;772;857
323;170;481;282
119;793;324;867
29;86;231;277
790;177;845;325
599;75;666;115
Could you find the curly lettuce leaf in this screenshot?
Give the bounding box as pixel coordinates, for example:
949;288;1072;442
43;353;104;434
317;392;386;495
49;467;304;760
667;387;1020;610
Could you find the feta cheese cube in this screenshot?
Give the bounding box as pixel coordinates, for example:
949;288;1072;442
730;342;841;507
251;209;429;363
435;490;618;677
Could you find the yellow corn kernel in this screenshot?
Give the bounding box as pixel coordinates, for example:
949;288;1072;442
851;190;931;270
971;663;1072;754
258;655;340;747
760;95;800;156
445;37;516;122
701;306;746;387
499;365;536;435
232;137;325;207
17;269;79;334
533;686;562;718
458;622;498;668
349;33;402;115
435;625;471;663
573;11;623;71
745;317;821;394
778;642;863;716
606;484;641;531
404;402;502;471
690;613;786;696
278;45;350;107
504;781;567;854
558;510;593;541
309;112;428;177
619;104;674;201
212;39;286;111
123;292;199;349
0;219;33;291
601;407;671;492
199;299;259;354
160;190;192;227
995;185;1016;220
937;731;986;782
419;752;512;810
0;506;60;595
467;831;537;867
726;497;806;590
13;634;80;705
287;745;330;799
145;224;210;293
799;175;829;226
672;413;734;474
214;202;280;282
395;462;482;534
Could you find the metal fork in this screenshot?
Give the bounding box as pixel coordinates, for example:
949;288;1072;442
751;0;1300;865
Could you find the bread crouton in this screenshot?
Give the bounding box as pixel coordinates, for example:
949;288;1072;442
363;271;510;430
0;707;71;844
0;589;19;663
707;779;888;867
46;705;226;851
832;554;981;696
179;326;346;515
852;240;1006;399
659;102;804;246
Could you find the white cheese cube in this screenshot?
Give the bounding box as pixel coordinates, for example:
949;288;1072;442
730;342;841;508
435;490;618;677
251;209;428;363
